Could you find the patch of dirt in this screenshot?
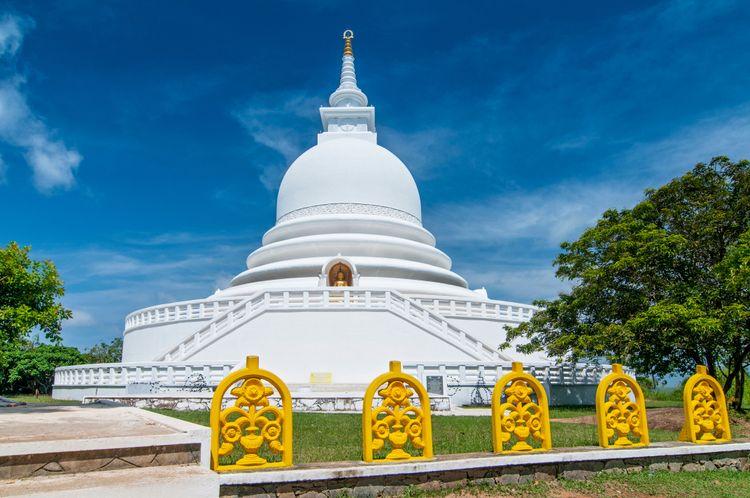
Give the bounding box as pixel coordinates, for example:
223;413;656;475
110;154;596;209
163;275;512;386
552;407;750;436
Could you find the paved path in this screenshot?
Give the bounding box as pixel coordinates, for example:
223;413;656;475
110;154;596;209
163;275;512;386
0;404;179;444
0;464;218;497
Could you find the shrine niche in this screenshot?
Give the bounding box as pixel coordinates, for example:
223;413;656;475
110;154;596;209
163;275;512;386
328;262;353;287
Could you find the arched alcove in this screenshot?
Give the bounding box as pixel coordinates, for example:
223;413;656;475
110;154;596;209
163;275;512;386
328;262;353;286
319;256;360;287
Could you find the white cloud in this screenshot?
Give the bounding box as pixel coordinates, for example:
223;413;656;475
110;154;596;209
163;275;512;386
431;180;640;247
379;126;458;177
233;91;321;191
623;104;750;178
65;309;96;327
0;15;81;193
459;265;571;303
36;233;256;348
430;101;750;303
0;14;29;58
548;134;597;152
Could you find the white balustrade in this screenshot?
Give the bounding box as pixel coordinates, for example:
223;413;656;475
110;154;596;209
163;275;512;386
403;361;614;386
124;293;537;333
124;298;244;331
53;361;237;386
412;297;537;322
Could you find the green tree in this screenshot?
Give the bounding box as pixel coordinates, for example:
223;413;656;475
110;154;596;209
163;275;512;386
0;341;85;394
505;157;750;409
0;242;71;349
84;336;123;363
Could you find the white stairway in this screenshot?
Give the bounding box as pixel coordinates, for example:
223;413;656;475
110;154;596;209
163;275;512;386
154;288;510;363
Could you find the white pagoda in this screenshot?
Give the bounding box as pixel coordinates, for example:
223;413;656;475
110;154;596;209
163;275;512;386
54;32;609;407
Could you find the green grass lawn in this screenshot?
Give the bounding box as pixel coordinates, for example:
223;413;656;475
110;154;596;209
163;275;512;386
148;409;680;464
645;399;684;408
403;470;750;497
0;394;79;405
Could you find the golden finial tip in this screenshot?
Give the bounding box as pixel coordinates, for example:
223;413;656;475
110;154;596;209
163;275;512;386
342;29;354;56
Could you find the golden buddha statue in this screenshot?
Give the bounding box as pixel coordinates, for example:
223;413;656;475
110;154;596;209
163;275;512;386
333;270;348;287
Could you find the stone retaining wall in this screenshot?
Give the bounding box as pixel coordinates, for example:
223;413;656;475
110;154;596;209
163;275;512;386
219;442;750;497
82;394;452;412
0;443;201;480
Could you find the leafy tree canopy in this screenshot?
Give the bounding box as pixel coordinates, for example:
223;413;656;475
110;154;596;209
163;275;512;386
505;157;750;408
84;337;123;364
0;242;71;348
0;341;85;394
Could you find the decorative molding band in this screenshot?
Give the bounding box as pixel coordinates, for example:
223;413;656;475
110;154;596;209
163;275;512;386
278;203;421;225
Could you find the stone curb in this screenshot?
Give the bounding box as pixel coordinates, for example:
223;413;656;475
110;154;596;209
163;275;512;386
219;440;750;486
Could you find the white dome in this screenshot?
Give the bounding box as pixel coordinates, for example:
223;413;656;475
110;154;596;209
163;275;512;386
276;138;422;223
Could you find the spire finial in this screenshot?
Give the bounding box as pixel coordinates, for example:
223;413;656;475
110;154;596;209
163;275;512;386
328;29;367;108
343;30;354;57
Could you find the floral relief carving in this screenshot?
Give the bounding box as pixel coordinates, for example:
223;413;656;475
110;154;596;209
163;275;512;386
210;356;293;471
363;361;433;462
491;362;551;453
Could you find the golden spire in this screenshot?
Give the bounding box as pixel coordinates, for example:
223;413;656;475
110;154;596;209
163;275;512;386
343;29;354;57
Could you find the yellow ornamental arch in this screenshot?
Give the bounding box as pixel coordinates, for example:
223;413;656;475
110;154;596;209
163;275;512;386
210;356;293;471
595;363;649;448
491;362;552;453
679;365;731;444
362;361;434;463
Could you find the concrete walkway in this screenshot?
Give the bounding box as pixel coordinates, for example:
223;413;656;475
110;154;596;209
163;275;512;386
0;403;179;444
0;464;218;497
0;402;210;484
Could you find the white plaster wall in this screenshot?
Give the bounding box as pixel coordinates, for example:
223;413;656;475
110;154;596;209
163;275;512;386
52;385;129;400
444;317;548;363
188;309;477;383
122;320;210;362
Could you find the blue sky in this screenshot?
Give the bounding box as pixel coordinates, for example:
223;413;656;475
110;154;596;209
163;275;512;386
2;0;750;349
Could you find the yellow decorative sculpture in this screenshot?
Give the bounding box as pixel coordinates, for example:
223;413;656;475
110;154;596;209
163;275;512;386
595;363;649;448
679;365;731;444
491;362;551;453
362;361;434;463
210;356;293;471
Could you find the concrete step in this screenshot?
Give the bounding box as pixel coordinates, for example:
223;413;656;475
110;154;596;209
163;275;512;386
0;464;218;497
0;404;209;480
